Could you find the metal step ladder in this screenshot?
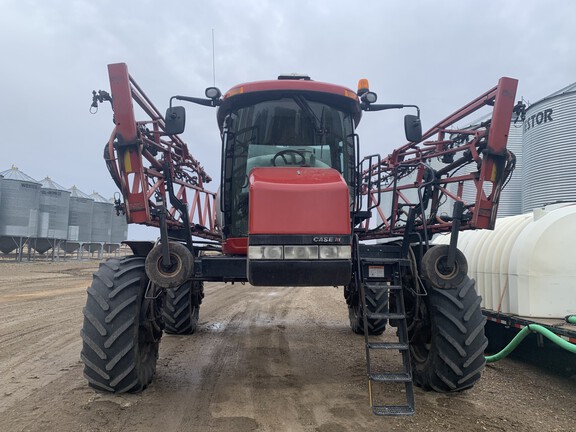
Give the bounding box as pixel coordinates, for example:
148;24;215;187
359;258;415;416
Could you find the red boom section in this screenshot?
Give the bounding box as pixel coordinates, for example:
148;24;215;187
358;77;518;240
105;63;219;241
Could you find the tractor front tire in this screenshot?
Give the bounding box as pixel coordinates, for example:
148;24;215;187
163;281;204;335
409;275;487;392
80;256;163;393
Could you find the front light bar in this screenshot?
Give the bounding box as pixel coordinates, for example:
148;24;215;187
248;245;351;260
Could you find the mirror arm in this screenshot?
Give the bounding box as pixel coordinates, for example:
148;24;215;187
171;95;221;108
362;103;420;117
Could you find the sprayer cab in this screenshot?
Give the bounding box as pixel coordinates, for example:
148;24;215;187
163;76;423;282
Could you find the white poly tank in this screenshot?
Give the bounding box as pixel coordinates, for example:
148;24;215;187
434;203;576;318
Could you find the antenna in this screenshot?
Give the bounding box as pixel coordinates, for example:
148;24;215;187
212;29;216;87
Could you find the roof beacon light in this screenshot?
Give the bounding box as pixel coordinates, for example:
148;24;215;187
357;79;370;96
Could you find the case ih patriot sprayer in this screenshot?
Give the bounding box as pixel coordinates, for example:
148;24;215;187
85;63;518;415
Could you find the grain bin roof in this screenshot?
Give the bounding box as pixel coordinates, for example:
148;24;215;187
0;166;40;183
68;185;93;199
89;192;111;203
40;177;70;192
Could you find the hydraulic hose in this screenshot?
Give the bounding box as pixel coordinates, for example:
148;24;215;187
485;315;576;363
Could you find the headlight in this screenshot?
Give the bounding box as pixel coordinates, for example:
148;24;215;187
249;245;351;260
319;245;351;259
284;245;318;260
248;246;283;260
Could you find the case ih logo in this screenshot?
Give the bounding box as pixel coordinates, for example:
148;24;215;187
524;108;553;132
313;236;342;243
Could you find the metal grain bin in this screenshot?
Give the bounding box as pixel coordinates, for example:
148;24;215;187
88;192;113;243
522;82;576;213
35;177;71;254
67;186;94;243
498;121;523;217
0;167;41;254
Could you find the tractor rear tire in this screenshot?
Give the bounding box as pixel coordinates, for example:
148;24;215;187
345;283;388;336
80;256;163;393
409;275;488;392
162;281;204;335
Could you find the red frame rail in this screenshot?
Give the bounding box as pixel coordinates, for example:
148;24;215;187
357;77;519;240
105;63;220;241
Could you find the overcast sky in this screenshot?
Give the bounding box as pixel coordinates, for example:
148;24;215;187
2;0;575;240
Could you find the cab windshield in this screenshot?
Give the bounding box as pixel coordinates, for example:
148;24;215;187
222;95;356;237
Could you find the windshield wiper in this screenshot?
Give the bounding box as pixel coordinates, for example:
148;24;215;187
293;96;326;135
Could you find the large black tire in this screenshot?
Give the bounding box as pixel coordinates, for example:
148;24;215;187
162;281;204;335
145;241;194;289
408;275;488;392
345;282;388;336
80;256;164;393
421;245;468;289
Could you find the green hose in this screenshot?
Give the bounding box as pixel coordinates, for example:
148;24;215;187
485;315;576;363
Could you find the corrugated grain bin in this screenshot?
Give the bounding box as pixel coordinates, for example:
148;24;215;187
34;177;72;254
38;177;71;239
498;121;523;217
68;186;94;242
0;166;41;241
88;192;113;243
522;82;576;212
434;203;576;318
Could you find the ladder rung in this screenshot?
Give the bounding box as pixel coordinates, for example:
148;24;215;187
366;312;405;320
368;342;409;350
370;372;412;382
372;405;415;416
365;284;402;291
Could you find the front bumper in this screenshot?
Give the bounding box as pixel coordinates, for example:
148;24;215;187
248;259;352;286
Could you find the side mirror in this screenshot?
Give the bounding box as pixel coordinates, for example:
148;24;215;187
165;106;186;135
404;114;422;142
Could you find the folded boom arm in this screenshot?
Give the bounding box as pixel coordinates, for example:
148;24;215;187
357;77;519;241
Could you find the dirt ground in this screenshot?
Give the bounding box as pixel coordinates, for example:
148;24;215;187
0;260;574;432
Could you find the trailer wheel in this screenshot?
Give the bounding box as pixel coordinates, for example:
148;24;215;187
145;241;193;288
421;245;468;289
80;256;163;393
162;281;204;335
345;282;388;336
407;275;488;392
